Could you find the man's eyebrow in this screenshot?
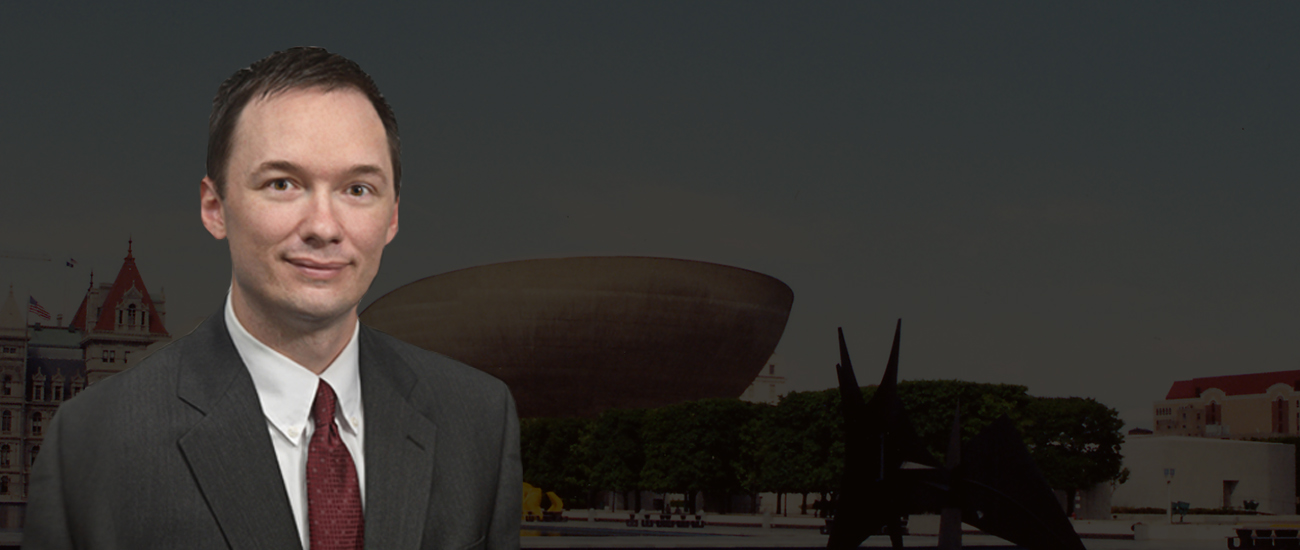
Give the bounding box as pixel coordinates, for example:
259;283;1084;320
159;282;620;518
341;164;387;179
251;161;388;179
252;160;305;176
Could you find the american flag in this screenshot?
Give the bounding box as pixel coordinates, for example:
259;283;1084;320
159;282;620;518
28;297;50;320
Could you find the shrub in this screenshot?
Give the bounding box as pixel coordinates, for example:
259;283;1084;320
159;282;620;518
1111;506;1166;514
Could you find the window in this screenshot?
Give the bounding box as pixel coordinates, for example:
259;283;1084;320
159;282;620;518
30;445;39;466
53;384;63;402
127;303;137;326
1274;398;1291;434
1;476;9;494
102;350;109;362
1;445;9;468
3;411;11;432
31;412;42;436
1;375;9;396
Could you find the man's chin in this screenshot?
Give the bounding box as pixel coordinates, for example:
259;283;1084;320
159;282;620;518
287;300;358;325
271;290;361;326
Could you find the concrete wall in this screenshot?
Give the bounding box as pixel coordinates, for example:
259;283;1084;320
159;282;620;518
1077;483;1112;519
1112;435;1295;514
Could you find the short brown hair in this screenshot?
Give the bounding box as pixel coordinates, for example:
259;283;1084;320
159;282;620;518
206;47;401;197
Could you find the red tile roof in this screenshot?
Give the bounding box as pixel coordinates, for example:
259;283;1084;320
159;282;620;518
71;243;168;336
1165;370;1300;399
69;293;89;331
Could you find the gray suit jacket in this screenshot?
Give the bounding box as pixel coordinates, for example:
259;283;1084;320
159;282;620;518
23;312;521;550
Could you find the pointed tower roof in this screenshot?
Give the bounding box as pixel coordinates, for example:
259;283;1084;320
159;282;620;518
84;241;168;336
0;286;23;330
69;272;93;331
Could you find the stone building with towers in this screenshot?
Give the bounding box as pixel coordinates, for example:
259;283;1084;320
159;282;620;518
0;242;169;527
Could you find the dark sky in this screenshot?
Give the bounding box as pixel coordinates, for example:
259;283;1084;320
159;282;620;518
3;2;1298;429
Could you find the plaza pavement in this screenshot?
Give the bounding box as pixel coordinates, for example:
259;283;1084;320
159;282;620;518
519;510;1294;549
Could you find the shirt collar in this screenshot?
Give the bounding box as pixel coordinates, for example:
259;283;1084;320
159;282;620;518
224;292;363;445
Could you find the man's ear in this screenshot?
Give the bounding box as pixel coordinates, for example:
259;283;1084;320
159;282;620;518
385;196;400;245
200;177;228;240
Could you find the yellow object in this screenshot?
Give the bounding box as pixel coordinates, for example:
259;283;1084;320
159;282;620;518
546;491;564;512
522;483;543;519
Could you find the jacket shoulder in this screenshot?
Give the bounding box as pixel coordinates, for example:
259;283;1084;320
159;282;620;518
56;331;193;421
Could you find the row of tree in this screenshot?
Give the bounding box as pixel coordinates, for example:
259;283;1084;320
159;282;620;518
521;380;1125;514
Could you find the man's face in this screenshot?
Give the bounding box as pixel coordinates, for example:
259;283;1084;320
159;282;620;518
200;87;399;325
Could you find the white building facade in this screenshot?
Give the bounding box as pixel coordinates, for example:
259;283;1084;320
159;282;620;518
1112;435;1295;514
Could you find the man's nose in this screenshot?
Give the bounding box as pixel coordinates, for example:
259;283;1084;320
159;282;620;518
300;190;343;246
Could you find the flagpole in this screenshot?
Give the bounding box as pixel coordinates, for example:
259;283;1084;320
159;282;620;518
22;291;28;382
61;257;75;327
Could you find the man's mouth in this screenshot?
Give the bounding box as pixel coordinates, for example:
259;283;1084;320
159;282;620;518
285;257;350;279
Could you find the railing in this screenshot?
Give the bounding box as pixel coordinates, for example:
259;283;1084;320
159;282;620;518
1229;528;1299;548
625;513;705;528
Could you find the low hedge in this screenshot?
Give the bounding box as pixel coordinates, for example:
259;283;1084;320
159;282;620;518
1111;507;1166;514
1110;506;1261;515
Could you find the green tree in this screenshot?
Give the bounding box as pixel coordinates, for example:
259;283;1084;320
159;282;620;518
640;398;760;512
580;407;648;509
894;380;1033;459
520;416;592;507
741;389;843;514
839;380;1124;517
1020;397;1126;515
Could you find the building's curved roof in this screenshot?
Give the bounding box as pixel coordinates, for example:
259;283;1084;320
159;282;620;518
361;257;794;418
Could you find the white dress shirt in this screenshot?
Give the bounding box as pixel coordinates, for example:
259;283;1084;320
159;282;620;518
224;296;366;550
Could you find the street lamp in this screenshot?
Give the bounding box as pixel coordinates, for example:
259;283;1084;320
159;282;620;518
1163;468;1176;524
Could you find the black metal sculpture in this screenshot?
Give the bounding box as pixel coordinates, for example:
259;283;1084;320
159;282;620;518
828;321;1086;550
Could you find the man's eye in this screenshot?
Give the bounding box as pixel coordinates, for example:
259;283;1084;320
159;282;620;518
348;184;369;197
269;179;292;191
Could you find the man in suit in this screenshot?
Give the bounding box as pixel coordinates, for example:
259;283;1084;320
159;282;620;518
24;47;522;549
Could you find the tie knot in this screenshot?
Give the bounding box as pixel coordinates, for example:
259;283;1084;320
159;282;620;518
311;380;338;430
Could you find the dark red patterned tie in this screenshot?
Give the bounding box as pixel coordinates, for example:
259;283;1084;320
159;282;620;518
308;380;364;550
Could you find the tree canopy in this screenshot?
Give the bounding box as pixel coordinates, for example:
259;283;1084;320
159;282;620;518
1020;396;1126;493
640;398;761;504
518;380;1126;513
740;389;843;496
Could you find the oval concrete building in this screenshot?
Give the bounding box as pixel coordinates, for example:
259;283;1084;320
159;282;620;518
360;257;794;418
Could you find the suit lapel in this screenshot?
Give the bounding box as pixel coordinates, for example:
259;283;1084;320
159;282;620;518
175;313;302;550
359;326;439;550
